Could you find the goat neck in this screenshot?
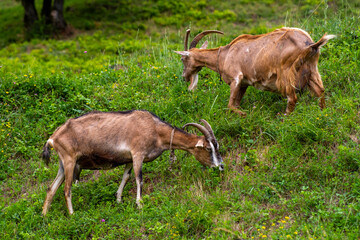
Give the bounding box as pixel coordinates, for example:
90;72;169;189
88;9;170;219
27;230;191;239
159;125;203;151
190;47;225;73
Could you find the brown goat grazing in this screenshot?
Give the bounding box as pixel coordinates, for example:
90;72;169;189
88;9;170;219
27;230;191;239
175;28;335;115
41;110;224;216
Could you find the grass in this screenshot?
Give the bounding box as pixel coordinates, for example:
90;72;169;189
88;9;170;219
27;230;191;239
1;0;360;239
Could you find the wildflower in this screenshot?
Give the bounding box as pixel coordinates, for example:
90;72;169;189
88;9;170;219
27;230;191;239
285;216;290;220
286;235;291;238
262;226;266;229
262;235;267;238
101;219;105;222
294;232;297;235
84;51;87;53
188;210;191;213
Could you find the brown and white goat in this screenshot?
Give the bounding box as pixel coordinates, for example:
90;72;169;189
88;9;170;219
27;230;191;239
41;110;224;216
175;28;335;115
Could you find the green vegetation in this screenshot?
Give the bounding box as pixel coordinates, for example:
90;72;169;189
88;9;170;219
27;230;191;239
1;0;360;239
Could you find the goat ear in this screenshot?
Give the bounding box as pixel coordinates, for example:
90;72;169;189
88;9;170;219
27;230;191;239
200;40;208;49
174;51;190;56
195;139;204;148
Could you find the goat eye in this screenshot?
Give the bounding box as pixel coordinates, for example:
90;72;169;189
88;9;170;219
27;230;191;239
206;147;212;152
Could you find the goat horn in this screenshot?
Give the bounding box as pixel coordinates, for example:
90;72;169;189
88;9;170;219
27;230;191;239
182;123;212;141
189;30;224;49
184;29;191;51
199;119;216;140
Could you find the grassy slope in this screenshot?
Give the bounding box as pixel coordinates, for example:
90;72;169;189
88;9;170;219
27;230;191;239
1;0;360;239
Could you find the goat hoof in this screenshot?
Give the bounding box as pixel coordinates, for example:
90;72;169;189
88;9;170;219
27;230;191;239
136;200;143;209
236;110;246;117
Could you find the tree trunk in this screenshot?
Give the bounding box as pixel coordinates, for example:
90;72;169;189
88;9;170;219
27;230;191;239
51;0;67;31
21;0;39;30
41;0;52;24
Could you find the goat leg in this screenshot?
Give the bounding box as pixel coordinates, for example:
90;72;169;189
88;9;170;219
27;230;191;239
73;163;81;184
63;159;76;215
285;91;298;114
42;162;65;216
132;156;144;209
116;163;133;203
308;76;326;110
228;77;246;116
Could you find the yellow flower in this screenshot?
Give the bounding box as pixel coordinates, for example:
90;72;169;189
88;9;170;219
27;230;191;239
294;232;298;235
285;216;290;220
262;226;266;229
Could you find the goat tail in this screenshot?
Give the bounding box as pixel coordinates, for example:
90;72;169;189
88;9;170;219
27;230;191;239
41;140;52;166
311;34;336;50
293;34;336;71
305;34;336;60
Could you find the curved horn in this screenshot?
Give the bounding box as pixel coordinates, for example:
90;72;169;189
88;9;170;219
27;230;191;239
182;122;212;140
199;119;216;140
189;30;224;49
184;29;191;51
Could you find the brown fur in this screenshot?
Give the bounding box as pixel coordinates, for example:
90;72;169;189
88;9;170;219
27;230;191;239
175;28;335;115
41;110;223;216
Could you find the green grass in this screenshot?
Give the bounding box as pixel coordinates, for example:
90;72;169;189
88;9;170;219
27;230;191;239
1;0;360;239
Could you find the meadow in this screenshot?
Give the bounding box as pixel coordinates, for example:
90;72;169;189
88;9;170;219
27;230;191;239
0;0;360;239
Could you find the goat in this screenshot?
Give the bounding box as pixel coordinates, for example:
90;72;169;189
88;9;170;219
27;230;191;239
175;28;335;115
41;110;224;216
